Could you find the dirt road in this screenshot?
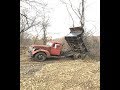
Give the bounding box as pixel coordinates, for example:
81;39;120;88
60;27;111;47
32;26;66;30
20;51;72;79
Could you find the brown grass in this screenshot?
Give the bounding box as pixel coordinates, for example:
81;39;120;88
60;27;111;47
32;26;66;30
20;58;100;90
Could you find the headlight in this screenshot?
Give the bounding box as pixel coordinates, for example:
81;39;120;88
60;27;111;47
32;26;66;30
32;47;36;51
29;46;35;51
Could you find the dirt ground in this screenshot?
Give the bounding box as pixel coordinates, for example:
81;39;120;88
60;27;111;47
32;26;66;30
20;49;100;90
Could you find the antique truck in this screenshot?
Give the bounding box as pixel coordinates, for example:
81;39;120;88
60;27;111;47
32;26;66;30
28;27;88;61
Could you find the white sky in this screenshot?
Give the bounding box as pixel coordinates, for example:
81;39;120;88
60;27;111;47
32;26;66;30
21;0;100;39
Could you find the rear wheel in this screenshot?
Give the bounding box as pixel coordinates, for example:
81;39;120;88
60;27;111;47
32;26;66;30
73;54;81;60
34;52;47;61
80;54;87;60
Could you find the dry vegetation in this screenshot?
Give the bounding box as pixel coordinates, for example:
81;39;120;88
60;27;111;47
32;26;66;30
20;46;100;90
20;0;100;89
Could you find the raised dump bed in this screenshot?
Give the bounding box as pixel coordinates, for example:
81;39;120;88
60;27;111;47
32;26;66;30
65;27;88;59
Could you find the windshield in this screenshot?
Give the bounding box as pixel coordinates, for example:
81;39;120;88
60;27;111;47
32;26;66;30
46;42;53;47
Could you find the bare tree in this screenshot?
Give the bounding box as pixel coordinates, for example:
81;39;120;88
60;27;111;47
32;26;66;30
60;0;99;59
40;3;50;45
33;27;42;44
60;0;85;28
20;0;43;34
20;0;51;45
20;13;41;34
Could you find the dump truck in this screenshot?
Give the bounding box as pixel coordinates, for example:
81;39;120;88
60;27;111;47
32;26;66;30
28;27;88;61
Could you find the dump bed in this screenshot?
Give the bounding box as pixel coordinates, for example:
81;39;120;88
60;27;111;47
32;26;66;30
65;27;88;54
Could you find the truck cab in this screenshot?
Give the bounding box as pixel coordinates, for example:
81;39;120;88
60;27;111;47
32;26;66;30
46;41;63;55
28;41;63;61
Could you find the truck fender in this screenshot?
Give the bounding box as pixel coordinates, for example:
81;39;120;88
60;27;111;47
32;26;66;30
32;49;50;57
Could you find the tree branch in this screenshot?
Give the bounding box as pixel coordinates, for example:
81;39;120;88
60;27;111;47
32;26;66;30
68;0;81;19
20;21;41;34
60;0;74;27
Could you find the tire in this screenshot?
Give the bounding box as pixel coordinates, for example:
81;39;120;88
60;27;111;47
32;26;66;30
80;54;87;60
73;53;81;60
34;52;47;61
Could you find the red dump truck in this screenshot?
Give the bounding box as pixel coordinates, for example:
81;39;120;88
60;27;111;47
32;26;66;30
28;27;88;61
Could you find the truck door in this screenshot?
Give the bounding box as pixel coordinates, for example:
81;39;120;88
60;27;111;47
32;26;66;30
50;43;61;55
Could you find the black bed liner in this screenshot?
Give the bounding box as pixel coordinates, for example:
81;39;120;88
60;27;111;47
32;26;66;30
65;27;88;54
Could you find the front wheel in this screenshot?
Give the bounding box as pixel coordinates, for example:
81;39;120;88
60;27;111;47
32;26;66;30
34;52;47;61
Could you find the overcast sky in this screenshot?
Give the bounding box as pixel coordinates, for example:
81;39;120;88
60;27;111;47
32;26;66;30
22;0;100;39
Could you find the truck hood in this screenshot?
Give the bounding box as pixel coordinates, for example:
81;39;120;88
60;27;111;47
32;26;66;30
31;45;51;51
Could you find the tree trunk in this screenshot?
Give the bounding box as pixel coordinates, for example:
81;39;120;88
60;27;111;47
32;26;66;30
43;27;47;45
81;0;85;28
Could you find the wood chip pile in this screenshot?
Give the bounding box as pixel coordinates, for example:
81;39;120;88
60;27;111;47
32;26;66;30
20;60;100;90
